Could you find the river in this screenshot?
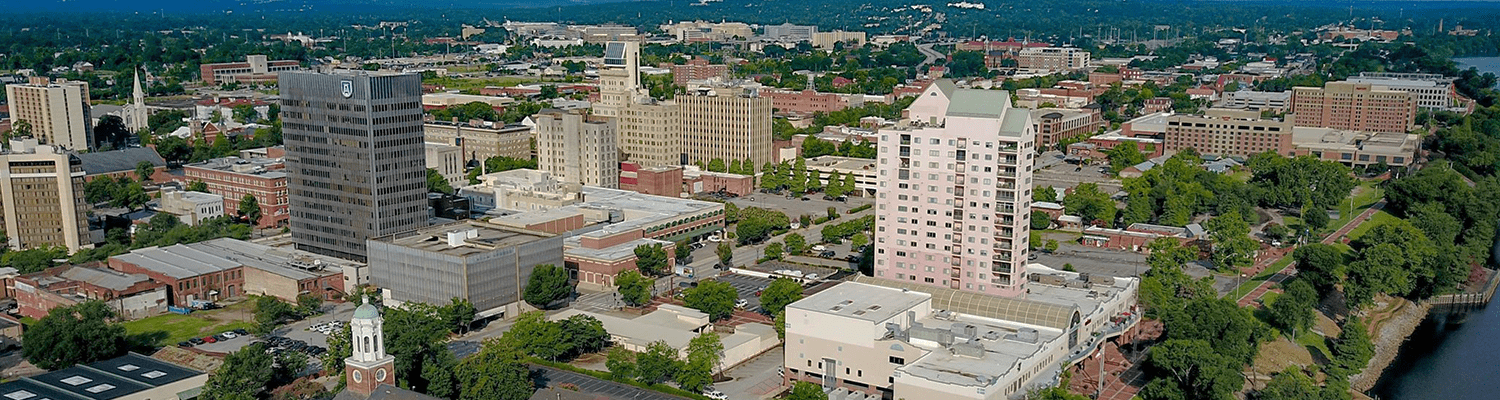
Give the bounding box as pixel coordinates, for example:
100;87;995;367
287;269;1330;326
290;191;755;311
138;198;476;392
1367;57;1500;400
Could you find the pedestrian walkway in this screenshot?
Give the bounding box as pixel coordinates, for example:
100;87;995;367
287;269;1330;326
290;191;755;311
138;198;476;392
1236;201;1385;307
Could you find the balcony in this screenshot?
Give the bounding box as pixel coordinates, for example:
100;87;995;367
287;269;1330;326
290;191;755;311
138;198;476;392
999;157;1018;166
950;269;962;278
998;170;1016;178
992;264;1013;274
996;181;1016;190
997;193;1016;202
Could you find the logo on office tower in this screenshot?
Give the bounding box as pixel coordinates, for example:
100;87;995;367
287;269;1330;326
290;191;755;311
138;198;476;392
341;80;354;98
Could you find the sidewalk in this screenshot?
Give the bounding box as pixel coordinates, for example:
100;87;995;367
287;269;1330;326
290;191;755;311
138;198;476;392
1236;201;1385;307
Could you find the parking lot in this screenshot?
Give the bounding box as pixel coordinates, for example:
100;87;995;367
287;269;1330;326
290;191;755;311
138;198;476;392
1032;243;1150;278
727;192;872;223
709;274;776;314
718;347;786;400
532;365;687;400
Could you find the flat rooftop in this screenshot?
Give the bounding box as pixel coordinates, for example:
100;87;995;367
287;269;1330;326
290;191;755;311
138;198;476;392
903;313;1065;388
805;155;877;171
789;281;930;324
376;221;553;257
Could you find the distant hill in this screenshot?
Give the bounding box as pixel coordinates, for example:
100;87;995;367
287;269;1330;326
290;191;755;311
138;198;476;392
2;0;639;13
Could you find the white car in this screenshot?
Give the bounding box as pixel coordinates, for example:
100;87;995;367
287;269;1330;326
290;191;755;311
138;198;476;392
701;388;727;400
812;245;827;252
221;332;238;339
707;235;722;242
735;299;749;309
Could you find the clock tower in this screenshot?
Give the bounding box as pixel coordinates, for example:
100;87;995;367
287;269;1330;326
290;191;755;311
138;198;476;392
345;297;396;396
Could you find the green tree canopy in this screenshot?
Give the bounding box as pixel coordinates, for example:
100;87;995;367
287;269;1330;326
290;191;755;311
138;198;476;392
633;243;669;276
616;270;652;307
524;264;573;308
683;280;739;321
22;301;126;370
759;278;804;316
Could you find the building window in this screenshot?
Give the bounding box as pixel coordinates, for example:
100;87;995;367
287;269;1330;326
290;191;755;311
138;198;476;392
889;356;905;365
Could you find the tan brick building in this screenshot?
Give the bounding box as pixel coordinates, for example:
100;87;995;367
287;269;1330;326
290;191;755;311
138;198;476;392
1031;108;1103;147
1291;82;1416;133
535;109;618;188
423;121;533;162
5;77;92;150
666;58;729;86
1164;109;1295;157
0;139;88;252
677;86;774;167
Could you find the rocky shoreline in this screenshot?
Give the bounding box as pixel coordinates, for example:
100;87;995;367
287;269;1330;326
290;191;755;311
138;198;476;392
1349;298;1431;392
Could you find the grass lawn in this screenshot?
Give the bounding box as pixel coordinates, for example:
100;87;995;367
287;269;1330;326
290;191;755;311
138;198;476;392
1294;329;1332;360
1319;180;1385;236
123;301;256;347
424;76;552;92
1345;210;1398;241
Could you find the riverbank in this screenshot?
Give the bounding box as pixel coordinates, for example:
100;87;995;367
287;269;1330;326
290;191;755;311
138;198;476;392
1349;296;1430;392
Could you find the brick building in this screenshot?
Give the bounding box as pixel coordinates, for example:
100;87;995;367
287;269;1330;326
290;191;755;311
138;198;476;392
1081;223;1207;253
107;238;349;306
666;59;730;86
109;244;245;306
620;161;684;197
200;55;300;85
1291;82;1416;133
1031;108;1103;147
74;147;170;183
180;157;288;228
761;89;850;116
14;266;167;320
1164;109;1295;157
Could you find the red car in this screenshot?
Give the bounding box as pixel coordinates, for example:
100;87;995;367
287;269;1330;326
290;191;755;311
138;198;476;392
203;336;217;343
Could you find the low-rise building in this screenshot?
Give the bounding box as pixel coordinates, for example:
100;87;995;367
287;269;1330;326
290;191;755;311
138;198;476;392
666;58;730;85
762;89;851;116
784;273;1138;400
180;157;288;228
812;31;867;49
1081;223;1207;253
1221;90;1291;112
0;353;207;400
366;221;564;319
14;266;168;320
422;92;515;110
803;156;878;197
108;238;349;305
620;161;683;197
424;121;533;162
551;305;778;372
74;147;169;182
1031;108;1103;147
158;189;225;226
200;55;301;85
1290;128;1420;169
465;170;725;289
1015;47;1090;72
1164;109;1295;158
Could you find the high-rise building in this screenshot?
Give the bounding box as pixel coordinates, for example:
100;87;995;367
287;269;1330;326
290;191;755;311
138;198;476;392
281;71;427;262
535;109;618;188
1291;81;1416;134
875;80;1037;297
1015;47;1091;72
677;86;774;167
5;77;93;151
0;138;88;252
595;42;642;118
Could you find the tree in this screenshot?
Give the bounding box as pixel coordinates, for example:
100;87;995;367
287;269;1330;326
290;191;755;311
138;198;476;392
825;170;847;197
1205;210;1258;271
1262;222;1291;242
633;243;669;276
427;168;454;194
1031;210;1052;230
683;280;739;321
707;158;727;173
1105;142;1147;172
1044;239;1060;253
1146;339;1245;400
232;104;260;123
736;207;790;244
253;295;295;334
200;343;277;400
616;270;652;307
147;211;184;233
1035;186;1059;203
764;242;784;260
787;382;829;400
1302;206;1330;233
384;303;458;384
456;339;535;400
826;206;838;221
774;311;787;341
1292;244;1343;298
558;314;610;358
94;115;130;149
1327;317;1374;379
296;293;324;316
22;301;126;370
674;241;692;263
421;348;460;399
606;346;637;381
440;297;477;334
724;202;740;224
1265;279;1317;338
135;161;155;182
784;233;807;255
322;325;352;373
806;170;824;193
635;340;679;385
1064;183;1117;226
759;278;803;316
238;194;262;225
187;180;209;192
677;332;724;392
716;242;734;266
851;233;869;249
507;311;567;360
523;264;572;308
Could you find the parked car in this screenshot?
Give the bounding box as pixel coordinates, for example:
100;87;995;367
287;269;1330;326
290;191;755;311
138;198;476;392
221;332;238;339
177;341;192;348
202;336;217;344
702;388;727;400
232;329;248;335
189;338;205;345
819;250;836;258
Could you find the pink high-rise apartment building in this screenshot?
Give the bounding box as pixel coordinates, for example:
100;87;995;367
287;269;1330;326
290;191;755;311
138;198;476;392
875;79;1038;297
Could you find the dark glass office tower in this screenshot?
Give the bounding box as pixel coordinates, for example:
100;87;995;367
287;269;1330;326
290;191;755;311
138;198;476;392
279;71;427;262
